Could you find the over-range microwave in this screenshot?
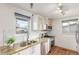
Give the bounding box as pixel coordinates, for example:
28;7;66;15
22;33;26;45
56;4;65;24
43;24;52;31
47;26;52;30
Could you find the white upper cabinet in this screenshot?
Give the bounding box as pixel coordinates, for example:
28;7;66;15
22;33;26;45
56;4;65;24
32;14;49;30
47;19;53;26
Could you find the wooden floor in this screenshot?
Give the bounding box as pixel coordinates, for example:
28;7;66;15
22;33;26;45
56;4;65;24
48;46;79;55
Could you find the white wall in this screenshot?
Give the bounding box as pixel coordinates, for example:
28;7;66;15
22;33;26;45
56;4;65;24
50;17;79;51
0;4;77;51
0;4;16;46
0;4;45;46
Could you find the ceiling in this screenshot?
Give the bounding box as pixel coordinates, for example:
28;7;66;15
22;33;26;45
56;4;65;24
9;3;79;19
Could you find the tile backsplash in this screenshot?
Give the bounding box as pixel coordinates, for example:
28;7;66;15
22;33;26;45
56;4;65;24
14;31;46;43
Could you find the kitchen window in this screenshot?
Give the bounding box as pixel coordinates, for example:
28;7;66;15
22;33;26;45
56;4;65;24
62;19;78;33
15;13;30;34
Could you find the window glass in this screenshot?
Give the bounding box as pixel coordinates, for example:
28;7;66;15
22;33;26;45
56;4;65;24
15;13;30;34
62;19;78;33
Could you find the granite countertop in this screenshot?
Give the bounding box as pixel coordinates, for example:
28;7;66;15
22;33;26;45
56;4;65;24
0;37;48;55
44;36;55;38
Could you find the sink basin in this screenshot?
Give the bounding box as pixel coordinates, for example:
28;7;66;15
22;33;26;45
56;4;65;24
20;40;37;47
20;41;27;47
27;40;37;45
30;40;37;43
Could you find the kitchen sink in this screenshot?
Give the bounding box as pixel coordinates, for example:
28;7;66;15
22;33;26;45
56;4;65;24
20;40;37;47
27;40;37;45
30;40;37;43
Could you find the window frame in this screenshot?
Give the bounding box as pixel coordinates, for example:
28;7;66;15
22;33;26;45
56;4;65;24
15;12;30;34
62;19;78;33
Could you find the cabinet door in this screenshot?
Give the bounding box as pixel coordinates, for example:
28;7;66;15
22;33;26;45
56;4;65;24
32;44;41;55
32;15;39;30
42;17;46;30
32;14;48;30
41;42;46;55
48;39;51;52
47;19;52;26
19;47;32;55
44;17;48;25
38;15;43;30
44;42;49;54
40;16;48;30
32;15;43;30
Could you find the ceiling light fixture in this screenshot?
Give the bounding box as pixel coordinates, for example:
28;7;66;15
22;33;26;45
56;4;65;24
58;3;62;6
57;3;65;15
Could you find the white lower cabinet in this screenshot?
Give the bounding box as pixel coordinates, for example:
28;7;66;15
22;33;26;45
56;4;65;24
32;44;41;55
13;39;51;55
13;44;41;55
19;47;32;55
